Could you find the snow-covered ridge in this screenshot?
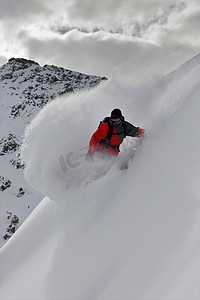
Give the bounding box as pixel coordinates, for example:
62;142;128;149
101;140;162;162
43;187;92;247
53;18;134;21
0;57;107;120
163;53;200;84
0;58;107;247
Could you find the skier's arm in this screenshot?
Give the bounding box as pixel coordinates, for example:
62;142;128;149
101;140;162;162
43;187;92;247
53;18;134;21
88;123;109;153
125;121;145;137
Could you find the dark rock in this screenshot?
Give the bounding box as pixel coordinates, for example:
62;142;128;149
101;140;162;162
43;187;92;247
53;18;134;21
0;176;11;191
17;187;26;197
3;212;20;240
0;134;19;155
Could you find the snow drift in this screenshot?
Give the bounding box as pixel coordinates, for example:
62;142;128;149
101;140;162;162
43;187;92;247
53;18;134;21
0;54;200;300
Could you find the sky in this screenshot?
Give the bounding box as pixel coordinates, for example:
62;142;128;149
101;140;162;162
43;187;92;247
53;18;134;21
0;0;199;77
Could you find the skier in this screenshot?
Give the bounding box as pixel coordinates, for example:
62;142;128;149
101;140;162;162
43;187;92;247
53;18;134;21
86;108;145;161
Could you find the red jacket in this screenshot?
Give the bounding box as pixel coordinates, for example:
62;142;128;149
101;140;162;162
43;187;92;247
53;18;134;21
88;122;122;156
88;120;143;156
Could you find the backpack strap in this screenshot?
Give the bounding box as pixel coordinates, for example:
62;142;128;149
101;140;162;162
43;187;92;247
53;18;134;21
98;117;113;141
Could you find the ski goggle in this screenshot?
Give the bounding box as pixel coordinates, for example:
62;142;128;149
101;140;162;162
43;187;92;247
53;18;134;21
111;117;121;122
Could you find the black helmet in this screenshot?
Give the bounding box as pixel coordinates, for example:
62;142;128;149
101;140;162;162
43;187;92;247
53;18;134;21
110;108;122;121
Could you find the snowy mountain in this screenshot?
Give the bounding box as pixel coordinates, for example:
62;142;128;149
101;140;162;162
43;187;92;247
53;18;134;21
0;58;107;246
0;53;199;300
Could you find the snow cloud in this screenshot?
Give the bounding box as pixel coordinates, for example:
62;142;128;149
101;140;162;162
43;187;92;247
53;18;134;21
20;65;157;199
21;53;200;202
0;0;199;76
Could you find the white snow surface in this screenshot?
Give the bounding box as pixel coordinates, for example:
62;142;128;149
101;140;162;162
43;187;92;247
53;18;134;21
0;54;200;299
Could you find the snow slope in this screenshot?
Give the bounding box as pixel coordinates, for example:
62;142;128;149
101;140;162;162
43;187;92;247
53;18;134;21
0;54;199;300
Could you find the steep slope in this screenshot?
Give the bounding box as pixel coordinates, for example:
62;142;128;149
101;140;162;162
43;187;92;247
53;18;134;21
0;54;199;300
0;58;107;246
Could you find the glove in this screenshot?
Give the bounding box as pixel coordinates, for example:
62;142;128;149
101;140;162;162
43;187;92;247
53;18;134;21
137;127;145;137
85;152;94;162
